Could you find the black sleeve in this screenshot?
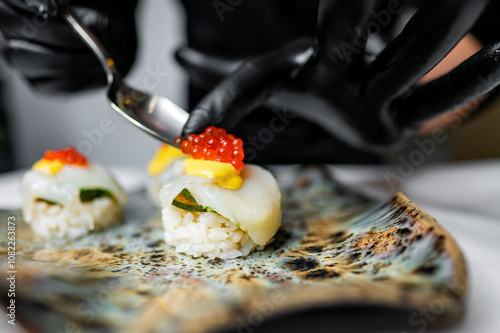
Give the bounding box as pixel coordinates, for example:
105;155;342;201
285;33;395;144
471;0;500;45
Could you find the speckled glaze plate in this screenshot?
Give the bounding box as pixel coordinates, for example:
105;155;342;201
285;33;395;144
0;166;466;333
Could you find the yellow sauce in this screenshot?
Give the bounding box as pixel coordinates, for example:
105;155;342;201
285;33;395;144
32;159;65;175
148;145;187;176
184;157;243;189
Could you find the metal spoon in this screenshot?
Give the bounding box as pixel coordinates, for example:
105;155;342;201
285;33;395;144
63;9;189;145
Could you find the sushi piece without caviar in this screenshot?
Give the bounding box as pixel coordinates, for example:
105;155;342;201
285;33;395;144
22;147;127;239
160;127;282;259
147;144;188;207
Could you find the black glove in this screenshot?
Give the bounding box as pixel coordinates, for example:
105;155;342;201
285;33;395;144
0;0;138;94
177;0;500;154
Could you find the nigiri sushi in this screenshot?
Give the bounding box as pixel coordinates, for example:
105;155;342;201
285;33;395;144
159;127;282;259
22;147;127;239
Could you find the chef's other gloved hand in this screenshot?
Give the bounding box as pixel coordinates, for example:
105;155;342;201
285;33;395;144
177;0;500;153
0;0;138;94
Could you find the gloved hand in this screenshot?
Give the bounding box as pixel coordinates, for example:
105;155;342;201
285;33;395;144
177;0;500;153
0;0;138;94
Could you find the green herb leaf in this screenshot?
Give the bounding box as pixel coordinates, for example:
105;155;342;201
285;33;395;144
35;198;59;205
172;188;215;212
180;188;196;202
79;189;113;202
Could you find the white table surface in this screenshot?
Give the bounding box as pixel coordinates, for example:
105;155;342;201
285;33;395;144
1;161;499;332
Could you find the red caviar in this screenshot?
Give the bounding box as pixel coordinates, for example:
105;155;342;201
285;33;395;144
43;147;88;167
175;127;245;172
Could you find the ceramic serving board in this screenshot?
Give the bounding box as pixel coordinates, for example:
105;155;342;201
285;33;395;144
0;166;467;333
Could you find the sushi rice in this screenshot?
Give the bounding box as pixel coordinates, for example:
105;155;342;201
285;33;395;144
30;196;122;239
162;205;267;259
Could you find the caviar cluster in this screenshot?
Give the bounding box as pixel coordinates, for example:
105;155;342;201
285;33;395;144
175;126;245;172
44;147;88;167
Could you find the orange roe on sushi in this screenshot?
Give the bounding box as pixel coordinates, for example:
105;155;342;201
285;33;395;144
175;127;245;172
43;147;88;167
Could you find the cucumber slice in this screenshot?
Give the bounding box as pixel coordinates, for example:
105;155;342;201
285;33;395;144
80;189;113;202
172;189;214;212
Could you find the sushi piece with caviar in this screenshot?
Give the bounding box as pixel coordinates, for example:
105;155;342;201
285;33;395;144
160;127;282;259
22;147;127;239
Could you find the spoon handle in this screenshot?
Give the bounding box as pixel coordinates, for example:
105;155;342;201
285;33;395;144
62;7;117;85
